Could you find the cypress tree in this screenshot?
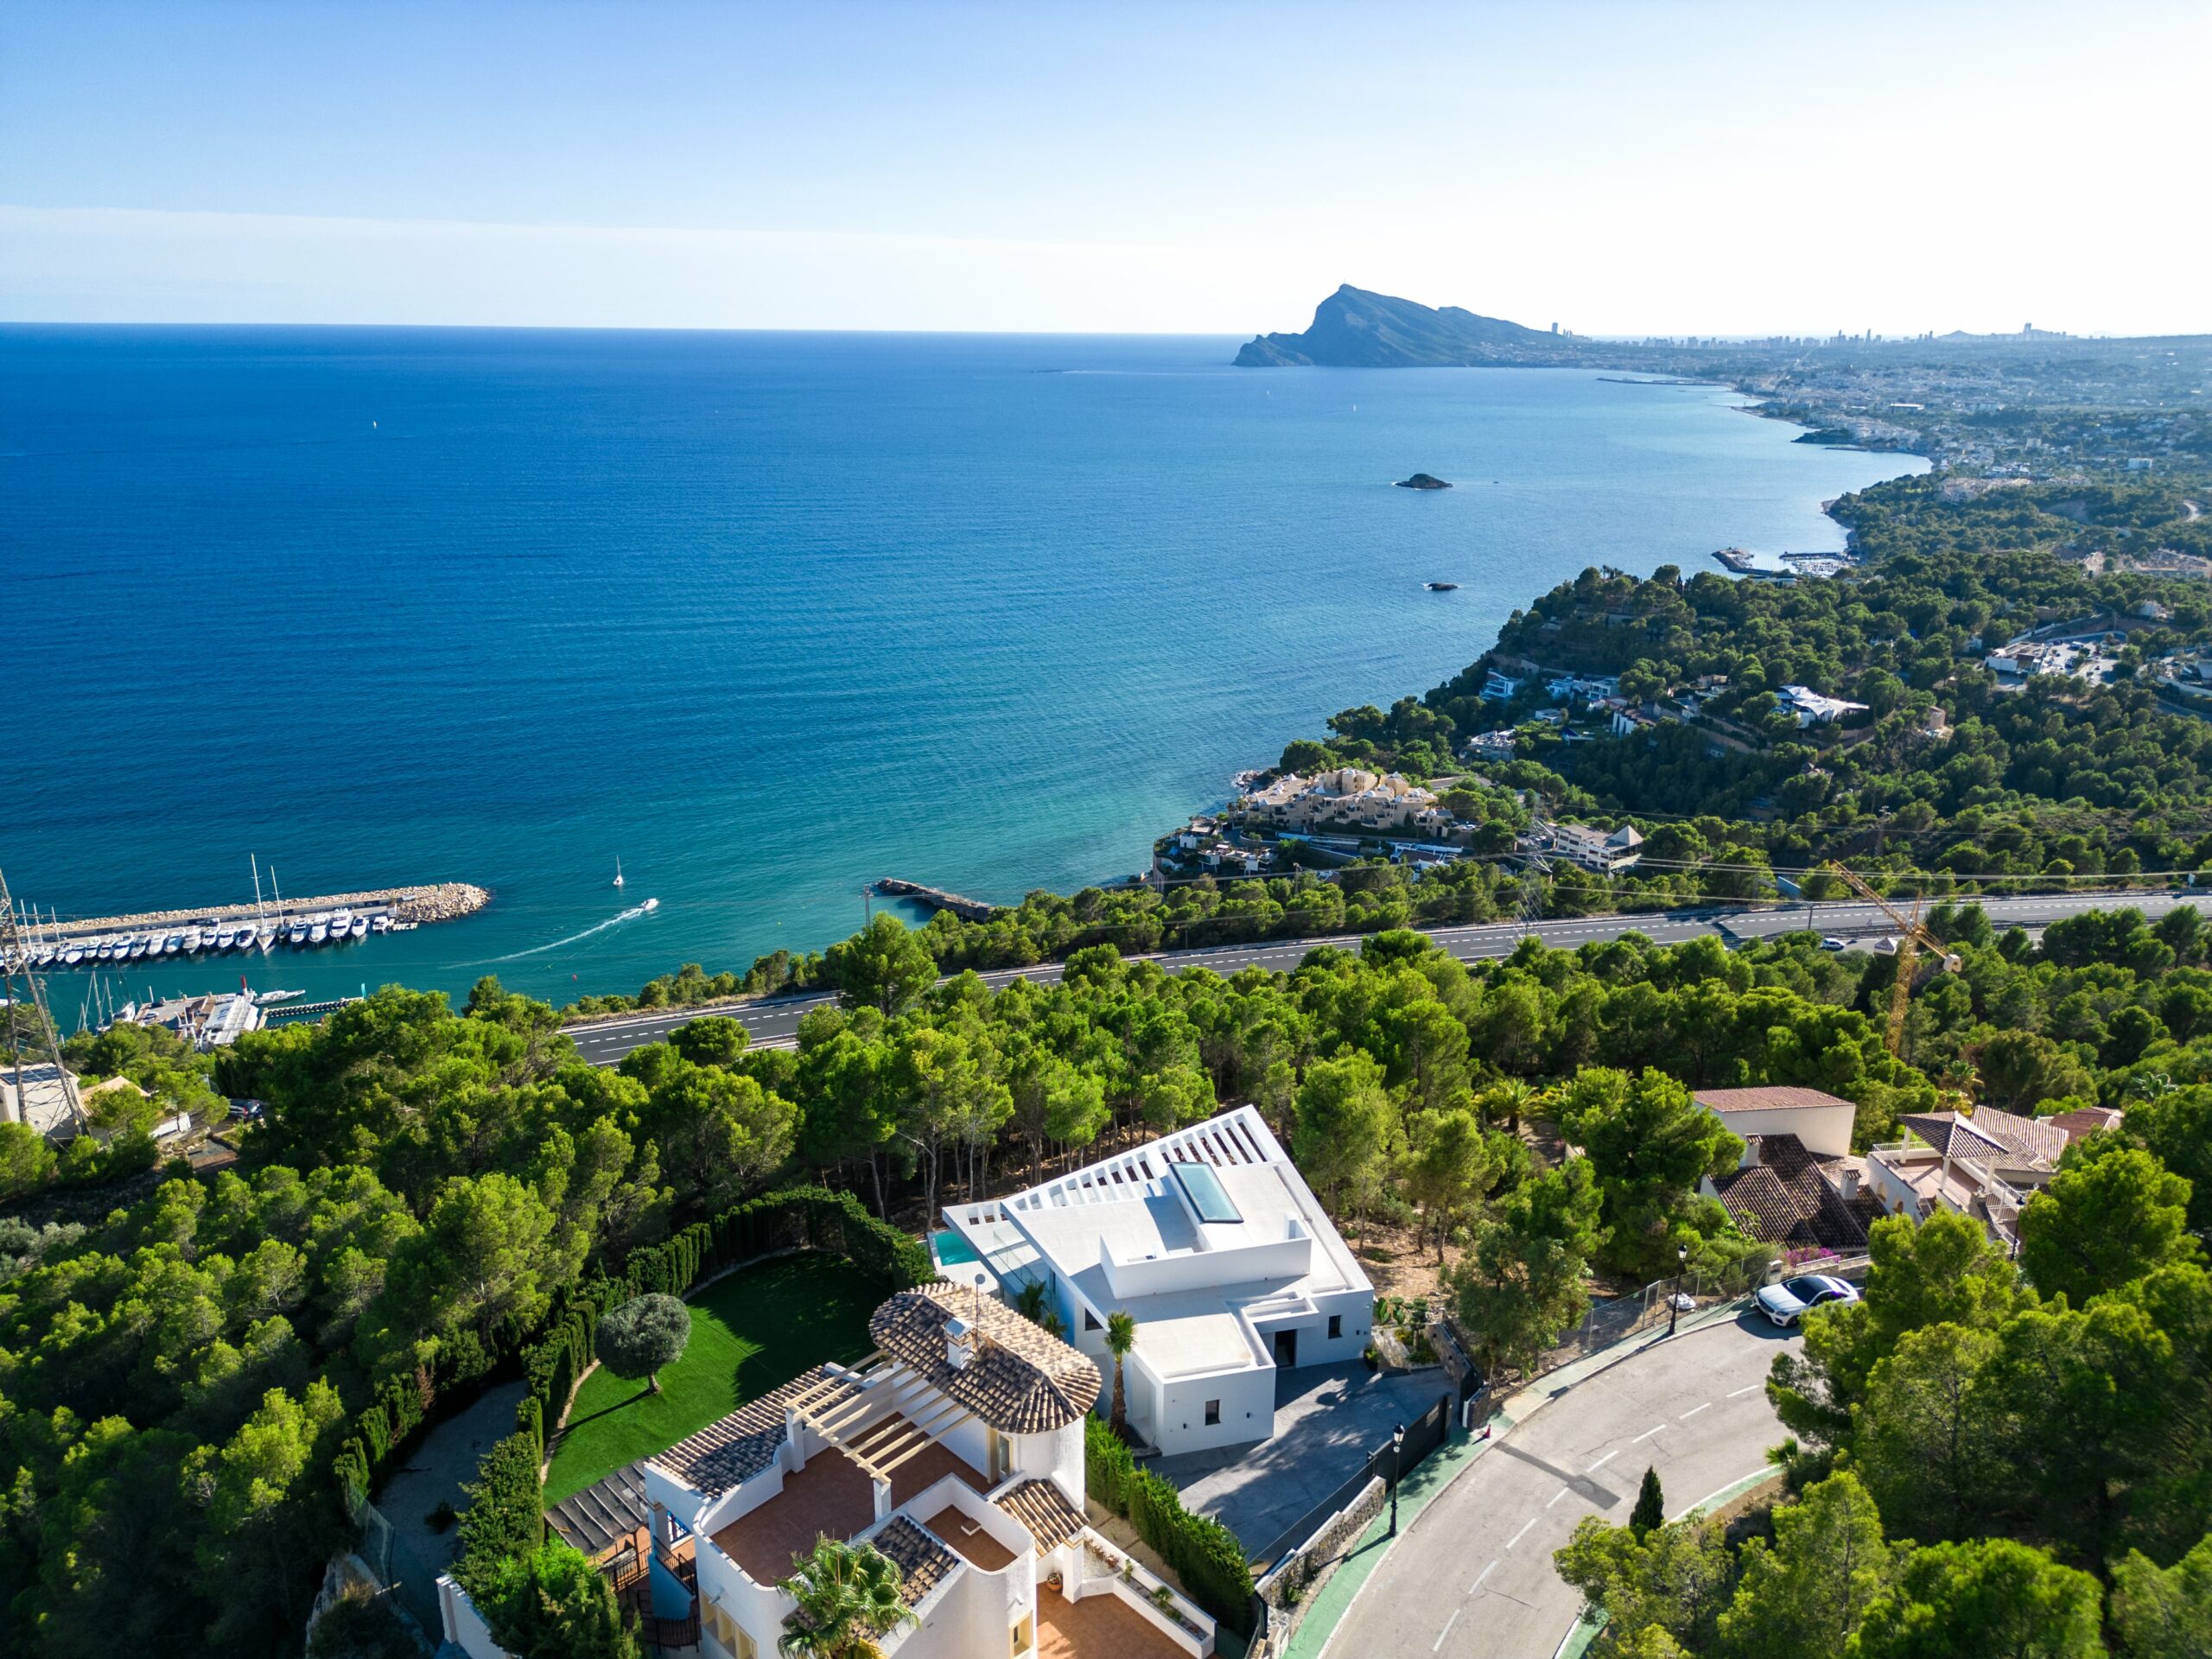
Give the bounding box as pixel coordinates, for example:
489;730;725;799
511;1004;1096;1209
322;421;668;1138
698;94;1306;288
1630;1465;1665;1537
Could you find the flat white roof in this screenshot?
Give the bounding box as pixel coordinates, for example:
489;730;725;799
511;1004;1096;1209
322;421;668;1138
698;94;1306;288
951;1106;1370;1382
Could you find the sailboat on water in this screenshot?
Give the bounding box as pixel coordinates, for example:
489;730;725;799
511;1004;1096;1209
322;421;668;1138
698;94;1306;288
613;858;625;890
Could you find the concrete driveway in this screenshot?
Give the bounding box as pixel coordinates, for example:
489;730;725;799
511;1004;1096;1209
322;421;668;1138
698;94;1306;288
1149;1360;1458;1555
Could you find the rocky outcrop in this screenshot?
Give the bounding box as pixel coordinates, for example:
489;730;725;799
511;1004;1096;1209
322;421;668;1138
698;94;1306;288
1235;284;1587;368
1395;473;1452;489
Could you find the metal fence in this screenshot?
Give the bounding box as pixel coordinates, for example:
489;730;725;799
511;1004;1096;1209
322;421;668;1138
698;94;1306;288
1458;1243;1791;1392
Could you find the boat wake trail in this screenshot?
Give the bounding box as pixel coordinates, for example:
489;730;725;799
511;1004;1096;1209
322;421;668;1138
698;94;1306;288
477;899;659;964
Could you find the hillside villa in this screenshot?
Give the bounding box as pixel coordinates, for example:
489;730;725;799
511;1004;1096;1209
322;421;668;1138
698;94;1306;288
935;1106;1374;1457
441;1281;1217;1659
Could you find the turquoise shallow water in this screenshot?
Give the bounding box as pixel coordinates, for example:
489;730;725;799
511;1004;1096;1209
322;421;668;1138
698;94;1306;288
0;327;1917;1019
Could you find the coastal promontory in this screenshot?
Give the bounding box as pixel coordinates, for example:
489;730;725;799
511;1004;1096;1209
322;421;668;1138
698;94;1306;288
1235;284;1587;368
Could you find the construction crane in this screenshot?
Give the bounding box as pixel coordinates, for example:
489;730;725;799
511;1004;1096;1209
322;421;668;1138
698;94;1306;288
1820;861;1963;1056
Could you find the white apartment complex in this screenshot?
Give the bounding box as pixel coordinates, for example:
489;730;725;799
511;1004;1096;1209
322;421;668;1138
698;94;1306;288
938;1106;1374;1457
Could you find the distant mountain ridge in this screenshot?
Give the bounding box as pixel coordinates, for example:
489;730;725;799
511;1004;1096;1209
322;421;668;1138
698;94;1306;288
1235;284;1587;367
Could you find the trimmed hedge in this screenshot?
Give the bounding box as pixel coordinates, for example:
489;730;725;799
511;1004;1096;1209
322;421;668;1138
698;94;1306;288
1085;1416;1255;1636
453;1420;547;1597
514;1185;931;1440
337;1183;932;1522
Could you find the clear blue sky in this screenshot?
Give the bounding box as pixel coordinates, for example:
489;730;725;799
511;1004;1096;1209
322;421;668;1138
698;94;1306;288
3;0;2204;334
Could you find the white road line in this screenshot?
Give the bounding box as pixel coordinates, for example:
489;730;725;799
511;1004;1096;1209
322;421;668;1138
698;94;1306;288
1680;1402;1712;1421
1547;1488;1569;1509
1433;1609;1461;1651
1467;1560;1497;1595
1586;1449;1619;1473
1506;1516;1538;1550
1631;1423;1667;1443
1728;1383;1763;1398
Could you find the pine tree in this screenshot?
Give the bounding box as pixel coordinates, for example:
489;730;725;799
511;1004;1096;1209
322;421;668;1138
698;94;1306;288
1631;1465;1665;1537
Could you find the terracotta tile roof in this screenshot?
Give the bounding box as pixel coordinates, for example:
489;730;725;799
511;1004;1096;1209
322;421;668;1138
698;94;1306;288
872;1516;962;1607
1694;1085;1855;1114
652;1369;826;1495
870;1282;1103;1434
995;1478;1086;1554
2048;1107;2124;1144
1709;1134;1872;1252
1902;1109;2068;1170
547;1461;650;1559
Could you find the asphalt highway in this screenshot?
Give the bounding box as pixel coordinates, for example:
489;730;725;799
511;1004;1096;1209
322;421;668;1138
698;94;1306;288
560;888;2212;1067
1324;1314;1801;1659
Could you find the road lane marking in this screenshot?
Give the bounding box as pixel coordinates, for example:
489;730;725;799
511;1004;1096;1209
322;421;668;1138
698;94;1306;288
1506;1516;1537;1549
1547;1488;1569;1508
1631;1423;1667;1442
1680;1402;1712;1420
1433;1609;1461;1650
1728;1383;1763;1398
1586;1450;1618;1473
1467;1560;1497;1595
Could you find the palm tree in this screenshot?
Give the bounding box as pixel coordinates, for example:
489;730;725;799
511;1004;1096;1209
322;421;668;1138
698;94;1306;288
1014;1278;1065;1338
1105;1310;1138;1440
777;1535;916;1659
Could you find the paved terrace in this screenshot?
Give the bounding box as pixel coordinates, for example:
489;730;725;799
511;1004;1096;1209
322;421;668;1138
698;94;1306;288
709;1422;989;1584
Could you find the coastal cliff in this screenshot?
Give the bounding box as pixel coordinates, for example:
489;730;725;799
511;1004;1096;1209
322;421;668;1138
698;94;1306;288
1234;284;1587;368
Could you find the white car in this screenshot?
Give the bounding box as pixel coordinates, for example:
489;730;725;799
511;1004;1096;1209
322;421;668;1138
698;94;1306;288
1754;1274;1859;1327
1820;936;1849;951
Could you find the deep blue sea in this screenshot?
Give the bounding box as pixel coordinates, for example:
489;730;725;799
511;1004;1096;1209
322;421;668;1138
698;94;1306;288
0;327;1919;1021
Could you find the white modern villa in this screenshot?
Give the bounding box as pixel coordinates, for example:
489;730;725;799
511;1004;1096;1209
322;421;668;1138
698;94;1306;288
441;1281;1217;1659
935;1105;1375;1457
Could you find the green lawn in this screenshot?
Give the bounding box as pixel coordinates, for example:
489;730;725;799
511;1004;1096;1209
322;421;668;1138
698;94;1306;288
543;1253;881;1506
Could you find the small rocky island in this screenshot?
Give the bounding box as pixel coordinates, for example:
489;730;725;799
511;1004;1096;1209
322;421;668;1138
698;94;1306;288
1395;473;1452;490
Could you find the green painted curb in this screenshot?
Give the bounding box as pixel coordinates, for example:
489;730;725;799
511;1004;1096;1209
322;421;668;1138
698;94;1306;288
1277;1299;1755;1659
1543;1462;1783;1658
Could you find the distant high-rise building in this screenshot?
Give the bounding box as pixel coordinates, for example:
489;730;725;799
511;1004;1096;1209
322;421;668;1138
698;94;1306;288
1550;321;1559;334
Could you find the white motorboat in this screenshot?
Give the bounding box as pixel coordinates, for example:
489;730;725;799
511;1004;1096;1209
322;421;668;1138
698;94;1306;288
288;921;309;946
309;921;328;944
62;945;84;965
348;915;369;940
370;913;392;933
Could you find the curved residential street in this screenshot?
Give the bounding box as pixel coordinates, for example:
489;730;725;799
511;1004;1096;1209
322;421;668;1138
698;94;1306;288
1317;1313;1801;1659
561;889;2212;1065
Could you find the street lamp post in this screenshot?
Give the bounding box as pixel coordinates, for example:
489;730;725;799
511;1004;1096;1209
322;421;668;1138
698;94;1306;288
1668;1241;1689;1337
1388;1422;1407;1535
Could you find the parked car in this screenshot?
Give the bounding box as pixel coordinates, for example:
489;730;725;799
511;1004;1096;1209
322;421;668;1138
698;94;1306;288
1755;1274;1859;1327
1819;936;1849;951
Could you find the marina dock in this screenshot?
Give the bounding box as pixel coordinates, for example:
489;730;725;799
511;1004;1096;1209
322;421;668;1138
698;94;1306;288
7;882;489;971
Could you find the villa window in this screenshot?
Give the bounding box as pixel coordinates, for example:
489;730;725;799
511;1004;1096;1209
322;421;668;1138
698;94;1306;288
1013;1612;1036;1655
1204;1399;1221;1426
1084;1309;1101;1332
1328;1314;1343;1339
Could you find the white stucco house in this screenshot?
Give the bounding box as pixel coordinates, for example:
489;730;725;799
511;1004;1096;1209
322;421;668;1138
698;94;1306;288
441;1282;1215;1659
936;1105;1374;1457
